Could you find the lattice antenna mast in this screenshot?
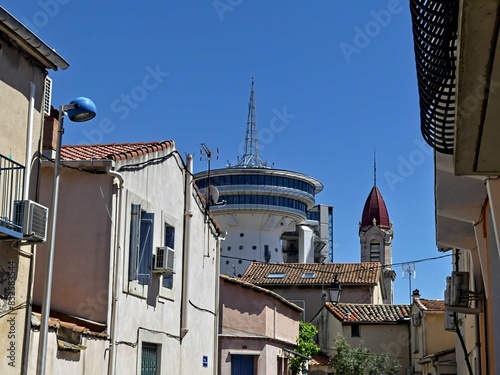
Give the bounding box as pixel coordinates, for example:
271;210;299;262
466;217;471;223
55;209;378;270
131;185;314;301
234;78;267;168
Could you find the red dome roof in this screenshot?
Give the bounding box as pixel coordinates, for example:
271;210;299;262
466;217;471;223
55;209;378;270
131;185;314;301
361;186;390;227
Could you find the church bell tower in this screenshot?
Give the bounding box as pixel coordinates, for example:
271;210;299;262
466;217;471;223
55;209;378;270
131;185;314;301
359;162;395;304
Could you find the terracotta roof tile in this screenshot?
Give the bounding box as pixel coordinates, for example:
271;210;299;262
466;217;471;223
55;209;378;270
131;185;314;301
240;262;381;286
60;141;175;161
325;303;410;323
221;274;303;312
32;312;108;339
311;352;330;366
415;298;446;311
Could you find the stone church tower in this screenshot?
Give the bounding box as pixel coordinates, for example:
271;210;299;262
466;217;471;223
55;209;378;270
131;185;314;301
359;182;396;304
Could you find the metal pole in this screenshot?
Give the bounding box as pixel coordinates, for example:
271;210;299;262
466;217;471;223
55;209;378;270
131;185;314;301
36;109;64;375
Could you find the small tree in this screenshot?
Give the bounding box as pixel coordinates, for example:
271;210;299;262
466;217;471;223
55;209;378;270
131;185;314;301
289;322;320;374
329;334;401;375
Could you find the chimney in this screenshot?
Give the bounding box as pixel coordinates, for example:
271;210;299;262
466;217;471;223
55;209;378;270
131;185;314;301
43;107;60;160
412;289;421;301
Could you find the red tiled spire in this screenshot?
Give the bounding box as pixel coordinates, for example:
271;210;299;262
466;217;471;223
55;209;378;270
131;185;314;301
361;186;390;227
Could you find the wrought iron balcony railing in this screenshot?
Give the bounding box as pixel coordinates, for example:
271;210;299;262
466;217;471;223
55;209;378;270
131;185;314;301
0;154;25;239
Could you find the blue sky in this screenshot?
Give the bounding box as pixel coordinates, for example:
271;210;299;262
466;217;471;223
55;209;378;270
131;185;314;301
4;1;452;303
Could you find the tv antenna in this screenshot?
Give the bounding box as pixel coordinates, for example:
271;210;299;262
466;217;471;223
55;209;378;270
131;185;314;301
200;143;225;219
402;263;416;303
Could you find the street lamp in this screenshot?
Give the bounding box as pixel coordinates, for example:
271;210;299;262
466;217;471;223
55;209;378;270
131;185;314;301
328;277;342;304
36;97;96;375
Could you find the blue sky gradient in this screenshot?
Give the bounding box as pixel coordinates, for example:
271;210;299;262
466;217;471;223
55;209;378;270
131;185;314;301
3;0;452;303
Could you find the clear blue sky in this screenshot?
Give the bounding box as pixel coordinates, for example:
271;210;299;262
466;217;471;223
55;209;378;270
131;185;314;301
4;1;451;304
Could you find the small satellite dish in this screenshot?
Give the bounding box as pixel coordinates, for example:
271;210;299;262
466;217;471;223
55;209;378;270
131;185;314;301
205;185;219;206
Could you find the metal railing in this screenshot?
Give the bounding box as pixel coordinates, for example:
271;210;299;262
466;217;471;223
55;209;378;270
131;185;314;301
0;154;25;237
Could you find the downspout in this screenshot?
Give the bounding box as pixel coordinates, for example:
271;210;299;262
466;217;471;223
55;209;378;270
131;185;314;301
21;82;36;375
106;166;124;375
24;82;35;201
180;154;193;339
213;233;225;375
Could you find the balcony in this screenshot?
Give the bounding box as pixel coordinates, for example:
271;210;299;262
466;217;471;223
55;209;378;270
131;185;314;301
0;154;25;239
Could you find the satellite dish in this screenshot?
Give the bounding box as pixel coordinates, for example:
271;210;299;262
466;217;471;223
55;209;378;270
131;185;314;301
205;185;219;206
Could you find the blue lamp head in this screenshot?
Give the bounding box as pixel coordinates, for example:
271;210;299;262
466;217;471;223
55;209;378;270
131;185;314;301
66;97;97;122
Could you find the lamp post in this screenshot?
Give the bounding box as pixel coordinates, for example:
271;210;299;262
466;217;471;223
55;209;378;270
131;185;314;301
36;97;96;375
328;277;342;304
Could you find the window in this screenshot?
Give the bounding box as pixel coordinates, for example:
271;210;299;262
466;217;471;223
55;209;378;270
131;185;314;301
267;272;286;279
369;241;380;262
129;204;154;285
351;324;360;337
162;224;175;289
302;272;316;279
141;342;159;375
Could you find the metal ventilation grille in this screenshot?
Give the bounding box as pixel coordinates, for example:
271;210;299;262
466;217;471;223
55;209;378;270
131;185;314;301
30;202;48;240
410;0;459;155
43;76;52;116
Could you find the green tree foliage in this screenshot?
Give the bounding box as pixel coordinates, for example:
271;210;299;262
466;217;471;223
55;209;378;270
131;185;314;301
329;334;401;375
290;322;321;374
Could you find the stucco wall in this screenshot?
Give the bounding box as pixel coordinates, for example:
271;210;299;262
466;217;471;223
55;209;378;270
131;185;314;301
220;279;300;344
342;324;410;374
0;29;48;375
268;285;375;322
30;149;220;374
219;277;301;374
35;168;113;323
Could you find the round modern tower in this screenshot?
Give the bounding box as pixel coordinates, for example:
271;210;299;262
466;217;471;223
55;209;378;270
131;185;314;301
194;79;333;277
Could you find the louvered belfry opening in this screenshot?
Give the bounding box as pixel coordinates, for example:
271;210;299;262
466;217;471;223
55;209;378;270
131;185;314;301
410;0;459;155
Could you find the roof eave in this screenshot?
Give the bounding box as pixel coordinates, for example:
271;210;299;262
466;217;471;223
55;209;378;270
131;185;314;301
0;6;69;71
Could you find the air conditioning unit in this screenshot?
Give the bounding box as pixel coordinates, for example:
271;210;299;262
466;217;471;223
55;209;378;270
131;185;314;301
14;200;49;242
153;246;175;273
43;76;52;116
444;308;456;331
444;276;451;306
451;271;469;307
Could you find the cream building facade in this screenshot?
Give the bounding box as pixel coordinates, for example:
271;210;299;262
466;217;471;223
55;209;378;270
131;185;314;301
25;138;222;374
0;6;68;374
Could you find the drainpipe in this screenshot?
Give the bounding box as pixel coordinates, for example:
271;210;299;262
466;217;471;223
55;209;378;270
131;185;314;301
21;82;36;375
106;166;124;375
24;82;35;200
180;154;193;340
214;232;225;375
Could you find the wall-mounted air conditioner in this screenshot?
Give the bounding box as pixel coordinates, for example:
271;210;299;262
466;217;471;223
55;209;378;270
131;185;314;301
14;200;49;242
451;271;469;307
153;246;175;273
444;309;455;331
445;271;482;314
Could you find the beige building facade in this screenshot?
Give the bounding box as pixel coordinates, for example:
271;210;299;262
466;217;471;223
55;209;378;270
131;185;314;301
0;6;68;374
24;138;222;374
311;302;411;375
410;292;456;374
219;275;302;375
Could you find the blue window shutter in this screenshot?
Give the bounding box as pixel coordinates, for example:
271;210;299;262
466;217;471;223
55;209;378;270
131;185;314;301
129;204;141;281
138;212;154;285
